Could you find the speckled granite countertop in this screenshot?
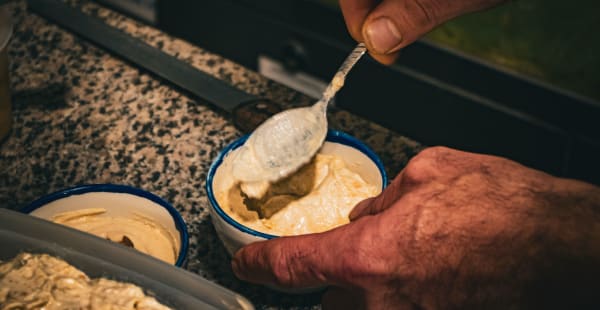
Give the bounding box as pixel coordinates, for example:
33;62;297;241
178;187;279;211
0;1;422;308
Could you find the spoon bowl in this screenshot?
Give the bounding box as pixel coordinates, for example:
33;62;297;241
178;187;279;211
232;43;367;184
232;101;328;182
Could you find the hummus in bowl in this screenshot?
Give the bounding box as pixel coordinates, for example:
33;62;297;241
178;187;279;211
206;130;387;256
22;184;188;266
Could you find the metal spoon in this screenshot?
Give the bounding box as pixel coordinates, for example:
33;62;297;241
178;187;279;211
232;43;367;184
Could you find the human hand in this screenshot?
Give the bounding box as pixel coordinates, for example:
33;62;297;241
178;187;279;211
339;0;505;64
232;146;600;309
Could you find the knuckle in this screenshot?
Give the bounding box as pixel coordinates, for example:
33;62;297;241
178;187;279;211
402;147;454;184
403;152;434;182
412;0;440;29
418;146;452;159
401;161;426;184
270;252;296;287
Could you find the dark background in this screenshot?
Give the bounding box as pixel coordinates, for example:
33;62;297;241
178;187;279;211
101;0;600;185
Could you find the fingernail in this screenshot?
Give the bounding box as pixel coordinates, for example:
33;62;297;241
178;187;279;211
364;17;403;54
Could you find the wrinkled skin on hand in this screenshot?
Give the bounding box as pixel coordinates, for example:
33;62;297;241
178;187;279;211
232;147;600;309
339;0;505;64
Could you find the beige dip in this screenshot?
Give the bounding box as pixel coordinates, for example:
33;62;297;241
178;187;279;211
217;152;379;236
0;253;171;309
52;208;178;264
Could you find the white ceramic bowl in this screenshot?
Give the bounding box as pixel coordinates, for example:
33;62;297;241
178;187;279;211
206;130;388;256
23;184;189;267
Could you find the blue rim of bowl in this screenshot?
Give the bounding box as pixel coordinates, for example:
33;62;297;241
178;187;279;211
21;184;189;267
206;129;388;240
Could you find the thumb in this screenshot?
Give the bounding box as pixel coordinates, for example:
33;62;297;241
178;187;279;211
361;0;438;62
232;219;372;289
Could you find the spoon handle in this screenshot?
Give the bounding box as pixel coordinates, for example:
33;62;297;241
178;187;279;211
337;42;368;80
319;43;367;107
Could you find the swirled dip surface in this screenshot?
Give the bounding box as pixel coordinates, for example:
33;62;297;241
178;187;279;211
52;208;178;264
0;253;171;309
217;151;379;236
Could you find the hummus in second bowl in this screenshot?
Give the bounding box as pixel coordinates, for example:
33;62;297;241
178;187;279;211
51;207;178;264
28;191;183;265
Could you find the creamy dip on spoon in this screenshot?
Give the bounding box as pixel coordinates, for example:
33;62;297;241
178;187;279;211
232;43;367;198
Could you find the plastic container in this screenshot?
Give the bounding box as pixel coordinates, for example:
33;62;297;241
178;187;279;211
0;209;254;310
